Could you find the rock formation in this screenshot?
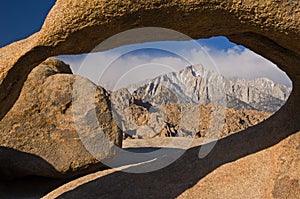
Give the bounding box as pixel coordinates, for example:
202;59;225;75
0;58;122;178
162;104;272;138
111;91;271;139
0;0;299;121
110;88;165;139
0;0;299;198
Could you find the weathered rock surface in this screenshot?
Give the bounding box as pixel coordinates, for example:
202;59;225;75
0;58;122;178
110;88;165;139
111;91;271;139
0;0;299;198
161;104;272;138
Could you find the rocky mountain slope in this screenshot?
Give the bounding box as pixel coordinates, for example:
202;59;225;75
109;65;290;139
131;65;291;113
110;88;271;139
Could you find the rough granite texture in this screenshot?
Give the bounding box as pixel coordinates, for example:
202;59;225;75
0;58;122;178
0;0;299;198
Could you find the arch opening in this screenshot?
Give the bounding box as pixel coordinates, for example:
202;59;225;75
0;2;299;197
57;35;292;148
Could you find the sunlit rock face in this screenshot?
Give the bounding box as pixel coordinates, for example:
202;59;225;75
0;58;122;178
0;0;299;198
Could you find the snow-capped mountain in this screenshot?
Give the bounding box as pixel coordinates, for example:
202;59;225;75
131;65;291;113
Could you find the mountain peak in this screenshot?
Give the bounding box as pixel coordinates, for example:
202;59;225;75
182;65;205;77
186;65;198;71
131;65;291;113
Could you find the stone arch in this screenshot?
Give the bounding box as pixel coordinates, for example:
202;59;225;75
0;1;299;126
0;0;299;197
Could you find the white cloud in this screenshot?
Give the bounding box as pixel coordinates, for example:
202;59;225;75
208;47;292;86
58;43;292;91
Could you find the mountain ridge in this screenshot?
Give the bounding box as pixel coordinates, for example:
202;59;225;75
128;65;291;113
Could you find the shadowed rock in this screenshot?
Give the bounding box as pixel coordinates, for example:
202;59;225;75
0;58;122;178
42;113;300;198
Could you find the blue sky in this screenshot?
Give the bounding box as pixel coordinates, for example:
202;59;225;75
0;1;240;50
0;0;55;47
0;1;292;89
58;37;292;90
